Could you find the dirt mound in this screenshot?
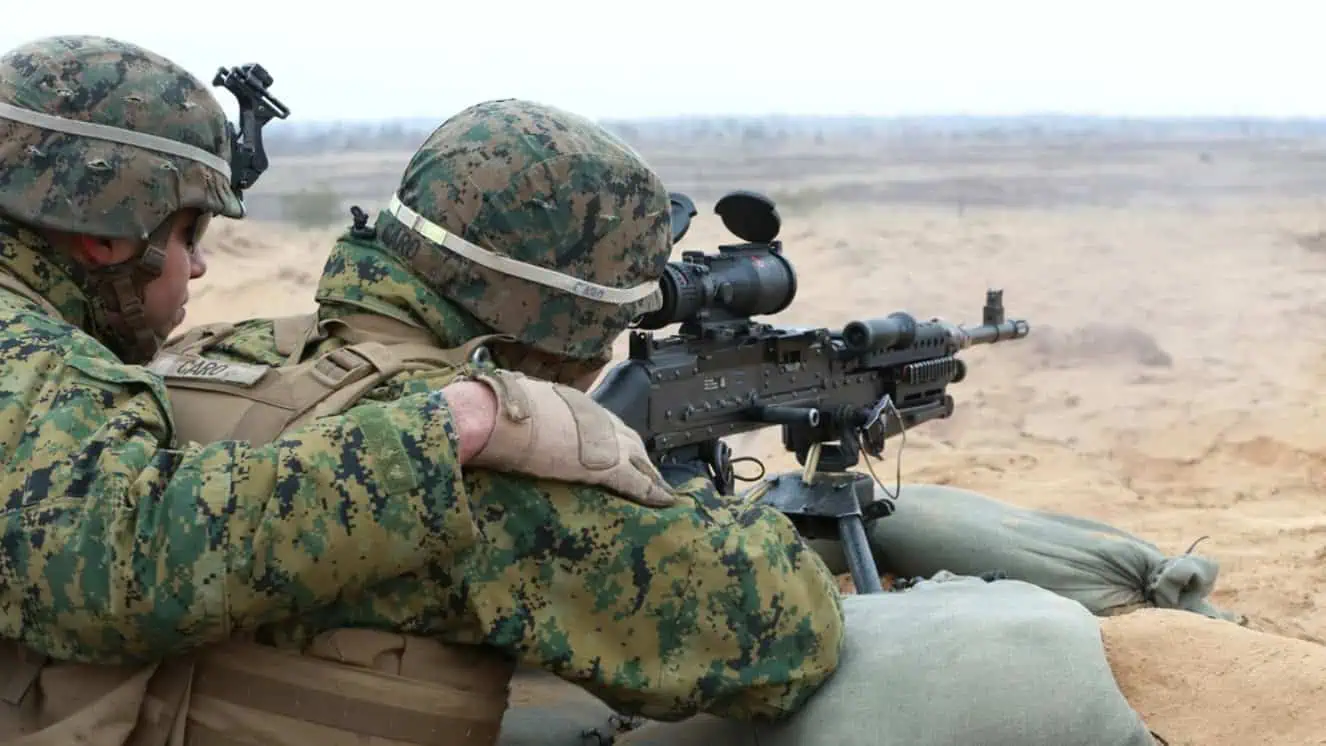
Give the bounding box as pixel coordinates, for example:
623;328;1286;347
1103;609;1326;746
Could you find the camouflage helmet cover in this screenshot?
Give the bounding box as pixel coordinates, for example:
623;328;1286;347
0;35;244;241
376;98;671;362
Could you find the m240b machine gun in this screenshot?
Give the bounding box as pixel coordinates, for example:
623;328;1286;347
592;190;1032;593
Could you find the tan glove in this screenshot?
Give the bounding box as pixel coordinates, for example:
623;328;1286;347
465;369;677;508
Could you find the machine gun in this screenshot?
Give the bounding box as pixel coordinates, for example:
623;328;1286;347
212;63;290;202
592;190;1031;594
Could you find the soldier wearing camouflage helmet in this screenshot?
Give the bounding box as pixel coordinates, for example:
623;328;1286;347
0;38;693;742
146;98;845;740
0;36;242;363
374;97;669;387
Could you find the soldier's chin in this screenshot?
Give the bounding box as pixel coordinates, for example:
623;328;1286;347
154;308;187;338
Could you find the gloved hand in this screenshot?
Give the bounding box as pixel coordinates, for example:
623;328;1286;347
464;369;677;508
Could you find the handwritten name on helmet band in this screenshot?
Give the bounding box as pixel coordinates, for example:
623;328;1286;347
147;353;268;386
385;194;659;306
0;101;233;184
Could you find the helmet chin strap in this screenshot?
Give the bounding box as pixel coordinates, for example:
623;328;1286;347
89;227;170;364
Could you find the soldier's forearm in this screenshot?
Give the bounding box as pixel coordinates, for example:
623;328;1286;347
440;380;498;463
3;389;475;664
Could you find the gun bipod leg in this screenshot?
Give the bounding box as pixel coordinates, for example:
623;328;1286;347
838;514;884;593
754;469;888;594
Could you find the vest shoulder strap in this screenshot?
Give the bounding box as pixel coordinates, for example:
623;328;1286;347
163;311;323;363
157;324;511;446
270;312;324;364
278;336;493;435
322;312;433;346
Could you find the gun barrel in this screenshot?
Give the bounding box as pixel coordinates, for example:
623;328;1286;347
957;318;1031;347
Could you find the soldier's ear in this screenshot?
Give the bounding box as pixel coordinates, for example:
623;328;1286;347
72;235;137;267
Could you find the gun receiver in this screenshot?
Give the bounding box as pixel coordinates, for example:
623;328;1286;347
592;189;1030;594
593;190;1031;496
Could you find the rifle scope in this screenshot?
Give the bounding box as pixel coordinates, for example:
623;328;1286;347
635;190;796;330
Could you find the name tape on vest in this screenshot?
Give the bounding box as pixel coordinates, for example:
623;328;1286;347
148;353;270;386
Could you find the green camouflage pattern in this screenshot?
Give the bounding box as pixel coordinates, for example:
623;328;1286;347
314;231;494;349
160;233;847;721
0;219;479;664
0;35;243;240
375;98;670;362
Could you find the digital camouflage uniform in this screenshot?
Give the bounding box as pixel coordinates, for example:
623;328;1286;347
0;37;475;666
162;100;846;722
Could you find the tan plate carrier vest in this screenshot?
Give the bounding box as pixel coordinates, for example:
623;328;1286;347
0;272;515;746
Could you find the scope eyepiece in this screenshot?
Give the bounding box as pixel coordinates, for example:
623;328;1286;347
634;189;795;330
633;189;795;329
635;247;797;330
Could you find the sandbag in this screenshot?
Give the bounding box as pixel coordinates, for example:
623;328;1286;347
499;667;632;746
809;483;1241;622
619;574;1156;746
1102;608;1326;746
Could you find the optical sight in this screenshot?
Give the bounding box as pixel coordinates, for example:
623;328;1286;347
635;190;796;334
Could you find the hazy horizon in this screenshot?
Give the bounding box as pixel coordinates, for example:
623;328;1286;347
2;0;1321;124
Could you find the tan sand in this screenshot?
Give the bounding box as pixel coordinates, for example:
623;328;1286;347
1103;609;1326;746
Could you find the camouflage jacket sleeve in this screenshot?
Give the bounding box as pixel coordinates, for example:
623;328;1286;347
261;466;846;723
0;303;473;664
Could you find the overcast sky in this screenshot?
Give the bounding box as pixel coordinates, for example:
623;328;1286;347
1;0;1319;123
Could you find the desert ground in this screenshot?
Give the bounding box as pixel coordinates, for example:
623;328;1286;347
189;130;1326;647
